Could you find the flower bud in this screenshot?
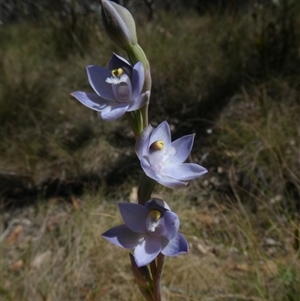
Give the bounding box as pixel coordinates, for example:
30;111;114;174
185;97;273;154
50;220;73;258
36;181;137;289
101;0;137;49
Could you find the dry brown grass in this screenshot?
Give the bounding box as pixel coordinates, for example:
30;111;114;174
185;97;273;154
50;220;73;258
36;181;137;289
1;190;299;301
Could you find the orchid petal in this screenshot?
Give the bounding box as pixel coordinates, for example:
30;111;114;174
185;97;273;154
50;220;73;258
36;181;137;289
148;148;165;169
162;163;208;181
161;232;188;256
71;91;109;111
119;203;148;233
140;157;161;180
134;236;161;267
140;158;187;188
86;66;115;100
156;175;188;188
109;53;131;71
100;102;129;120
149;121;171;150
127;91;150;111
135;126;153;159
111;73;132;102
102;224;141;249
162;211;180;240
145;198;171;211
165;134;195;165
131;62;145;100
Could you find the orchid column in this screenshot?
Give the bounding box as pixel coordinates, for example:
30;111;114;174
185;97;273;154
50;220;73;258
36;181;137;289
71;1;207;300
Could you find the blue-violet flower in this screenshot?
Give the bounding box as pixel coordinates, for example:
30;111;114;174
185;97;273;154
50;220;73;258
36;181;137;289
135;121;207;188
102;198;188;267
71;53;150;121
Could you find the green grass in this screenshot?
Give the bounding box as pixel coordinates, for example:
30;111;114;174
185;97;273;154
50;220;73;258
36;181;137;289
1;4;300;301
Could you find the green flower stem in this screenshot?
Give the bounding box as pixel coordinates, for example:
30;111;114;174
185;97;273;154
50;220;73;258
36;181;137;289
126;44;151;132
141;103;149;129
126;110;144;136
126;43;148;71
138;174;156;205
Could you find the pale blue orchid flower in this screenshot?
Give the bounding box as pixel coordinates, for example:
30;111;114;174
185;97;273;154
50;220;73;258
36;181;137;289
135;121;208;188
71;53;150;121
102;198;188;267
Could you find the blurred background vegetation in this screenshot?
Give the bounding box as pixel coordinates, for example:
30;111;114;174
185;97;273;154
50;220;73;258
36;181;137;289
1;0;300;300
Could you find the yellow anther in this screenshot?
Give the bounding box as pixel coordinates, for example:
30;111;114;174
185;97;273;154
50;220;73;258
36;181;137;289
150;140;164;151
148;209;161;222
111;68;124;77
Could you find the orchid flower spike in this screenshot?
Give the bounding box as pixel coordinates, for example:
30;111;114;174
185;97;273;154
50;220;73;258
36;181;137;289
135;121;208;188
102;198;188;267
71;53;150;121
